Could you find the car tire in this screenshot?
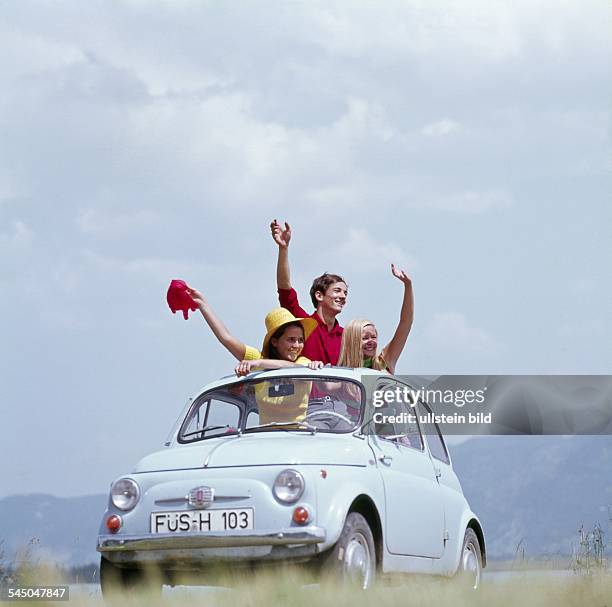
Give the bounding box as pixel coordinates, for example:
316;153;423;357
99;557;161;598
457;528;483;590
321;512;376;590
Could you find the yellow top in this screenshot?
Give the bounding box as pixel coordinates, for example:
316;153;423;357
243;345;312;425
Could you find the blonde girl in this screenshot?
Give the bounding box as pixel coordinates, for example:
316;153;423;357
337;264;413;374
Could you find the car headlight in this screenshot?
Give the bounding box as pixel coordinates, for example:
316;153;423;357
111;478;140;511
273;469;304;503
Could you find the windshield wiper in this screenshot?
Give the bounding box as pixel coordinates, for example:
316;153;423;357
243;421;318;435
181;425;238;439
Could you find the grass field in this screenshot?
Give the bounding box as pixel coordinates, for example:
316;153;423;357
5;565;611;606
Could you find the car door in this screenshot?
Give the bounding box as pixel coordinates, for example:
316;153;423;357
415;399;466;544
368;378;446;558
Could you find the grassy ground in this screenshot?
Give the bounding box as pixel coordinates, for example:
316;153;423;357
170;571;611;607
4;564;611;607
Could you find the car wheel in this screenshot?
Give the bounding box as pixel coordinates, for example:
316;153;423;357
99;557;161;598
322;512;376;590
457;528;482;590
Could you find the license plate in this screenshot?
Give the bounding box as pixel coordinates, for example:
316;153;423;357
151;508;254;533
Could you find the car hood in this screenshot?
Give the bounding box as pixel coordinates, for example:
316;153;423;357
133;433;369;472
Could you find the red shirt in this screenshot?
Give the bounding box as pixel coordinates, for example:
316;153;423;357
278;288;343;365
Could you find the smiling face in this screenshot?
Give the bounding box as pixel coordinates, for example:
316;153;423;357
361;323;378;358
270;325;305;361
316;281;348;316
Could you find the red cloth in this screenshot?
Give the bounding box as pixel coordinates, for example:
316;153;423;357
167;279;197;320
278;288;343;364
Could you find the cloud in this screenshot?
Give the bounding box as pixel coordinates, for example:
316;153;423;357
420;119;461;137
330;228;418;273
110;92;398;211
76;208;162;236
304;0;611;64
0;174;26;205
431;190;515;213
81;250;203;281
332;97;395;142
302;185;364;209
0;27;85;82
0;220;34;248
304;1;524;60
424;312;499;354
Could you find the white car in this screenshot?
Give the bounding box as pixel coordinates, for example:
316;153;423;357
97;368;485;593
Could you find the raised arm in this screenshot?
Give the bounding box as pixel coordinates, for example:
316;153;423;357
380;264;414;374
270;219;292;290
187;287;246;361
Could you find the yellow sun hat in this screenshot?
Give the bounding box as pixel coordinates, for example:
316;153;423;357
261;308;318;357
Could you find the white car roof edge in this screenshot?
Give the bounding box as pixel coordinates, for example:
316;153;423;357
194;366;384;395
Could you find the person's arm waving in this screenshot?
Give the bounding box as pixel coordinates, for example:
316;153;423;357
270;220;309;317
380;264;414;374
187;286;247;361
271;219;292;290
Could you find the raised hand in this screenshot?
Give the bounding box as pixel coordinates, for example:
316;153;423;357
391;263;412;285
185;286;206;308
270;219;292;249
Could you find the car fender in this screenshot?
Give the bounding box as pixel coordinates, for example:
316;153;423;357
442;509;486;575
313;464;384;552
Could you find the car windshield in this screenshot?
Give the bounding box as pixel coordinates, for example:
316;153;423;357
178;377;364;443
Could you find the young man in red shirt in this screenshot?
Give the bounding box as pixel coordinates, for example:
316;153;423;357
270;220;347;365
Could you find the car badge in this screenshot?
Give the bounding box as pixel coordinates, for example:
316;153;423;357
188;486;214;509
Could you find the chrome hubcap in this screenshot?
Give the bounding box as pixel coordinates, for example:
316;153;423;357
461;542;481;589
344;532;372;589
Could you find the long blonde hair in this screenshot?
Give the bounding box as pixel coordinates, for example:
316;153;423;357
338;319;387;370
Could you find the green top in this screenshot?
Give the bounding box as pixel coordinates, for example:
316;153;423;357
363;355;389;371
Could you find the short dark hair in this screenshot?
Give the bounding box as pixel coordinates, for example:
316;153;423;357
267;321;304;360
309;273;346;309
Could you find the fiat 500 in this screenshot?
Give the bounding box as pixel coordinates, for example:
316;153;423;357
97;368;485;593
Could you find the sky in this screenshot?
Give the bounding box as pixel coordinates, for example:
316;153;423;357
1;0;611;499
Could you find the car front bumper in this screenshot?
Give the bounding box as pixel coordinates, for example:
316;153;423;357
98;526;326;566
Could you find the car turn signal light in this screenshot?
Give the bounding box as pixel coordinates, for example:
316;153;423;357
292;506;310;525
106;514;122;533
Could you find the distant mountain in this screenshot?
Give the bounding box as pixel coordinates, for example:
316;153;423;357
0;436;610;566
450;435;612;559
0;494;106;567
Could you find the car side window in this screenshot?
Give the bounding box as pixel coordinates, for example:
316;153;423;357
181;397;241;441
246;410;260;428
374;380;424;451
205;398;241;430
416;401;450;464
